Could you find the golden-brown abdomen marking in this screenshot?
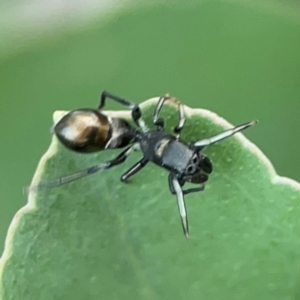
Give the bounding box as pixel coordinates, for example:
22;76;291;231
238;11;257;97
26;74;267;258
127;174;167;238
54;109;111;153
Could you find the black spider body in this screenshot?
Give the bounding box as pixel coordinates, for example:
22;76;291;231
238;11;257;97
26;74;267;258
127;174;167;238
31;91;257;237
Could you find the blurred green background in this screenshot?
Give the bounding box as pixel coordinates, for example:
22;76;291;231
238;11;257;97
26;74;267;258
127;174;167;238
0;0;299;255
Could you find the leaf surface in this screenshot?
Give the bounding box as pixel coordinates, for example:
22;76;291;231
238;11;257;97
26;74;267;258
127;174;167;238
1;98;300;300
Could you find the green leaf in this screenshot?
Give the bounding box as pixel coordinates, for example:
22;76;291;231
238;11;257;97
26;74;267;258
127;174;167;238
1;98;300;300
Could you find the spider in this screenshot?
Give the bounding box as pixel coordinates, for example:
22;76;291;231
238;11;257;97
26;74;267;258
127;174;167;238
29;91;257;237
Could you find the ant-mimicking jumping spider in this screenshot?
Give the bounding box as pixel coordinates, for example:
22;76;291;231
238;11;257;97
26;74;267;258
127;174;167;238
28;91;257;237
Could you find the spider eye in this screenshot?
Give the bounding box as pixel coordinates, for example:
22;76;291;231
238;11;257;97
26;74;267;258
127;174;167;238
192;156;198;164
186;165;194;173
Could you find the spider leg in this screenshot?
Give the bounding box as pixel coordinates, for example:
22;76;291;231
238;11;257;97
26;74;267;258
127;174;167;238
193;120;258;150
181;185;205;195
153;96;185;138
168;174;205;195
173;102;185;139
153;95;169;130
168;173;189;238
26;144;138;193
120;157;149;182
98;91;148;132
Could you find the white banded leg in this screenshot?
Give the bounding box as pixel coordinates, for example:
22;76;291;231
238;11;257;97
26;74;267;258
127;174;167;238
153;96;168;129
174;103;185;139
25;143;140;193
169;173;189;238
194;120;258;149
